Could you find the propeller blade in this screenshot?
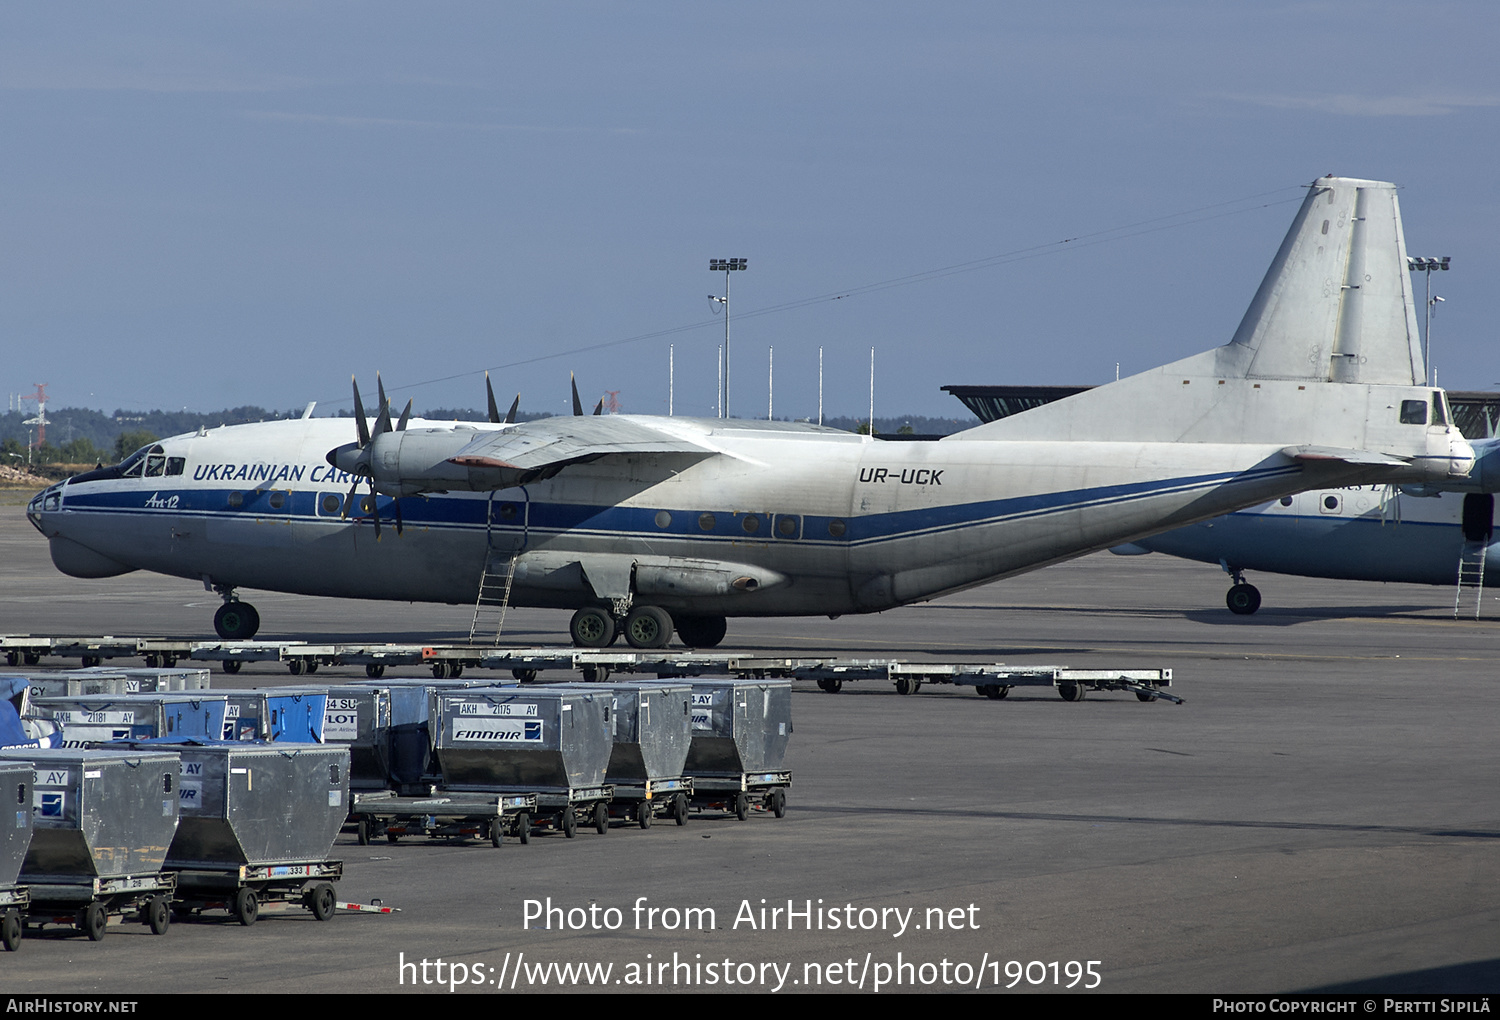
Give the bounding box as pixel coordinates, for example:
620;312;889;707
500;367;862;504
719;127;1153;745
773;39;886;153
375;374;394;437
342;477;360;519
571;374;583;416
393;496;404;536
396;400;412;432
486;373;501;424
352;377;371;448
592;398;604;416
505;394;519;425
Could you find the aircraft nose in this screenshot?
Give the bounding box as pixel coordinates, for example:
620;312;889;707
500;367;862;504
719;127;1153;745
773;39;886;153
26;482;63;534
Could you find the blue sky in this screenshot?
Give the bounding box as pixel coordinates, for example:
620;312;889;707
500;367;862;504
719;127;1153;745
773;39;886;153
3;2;1496;422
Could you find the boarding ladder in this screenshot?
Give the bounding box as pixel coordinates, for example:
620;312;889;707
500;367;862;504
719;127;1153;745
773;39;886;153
469;550;518;645
1454;540;1487;620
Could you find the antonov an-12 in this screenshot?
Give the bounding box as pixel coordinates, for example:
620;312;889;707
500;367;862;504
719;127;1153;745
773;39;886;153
27;176;1475;648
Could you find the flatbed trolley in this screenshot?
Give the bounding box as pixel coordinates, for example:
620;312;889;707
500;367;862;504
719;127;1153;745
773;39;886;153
688;771;790;821
528;786;614;838
24;872;176;941
171;861;343;927
607;777;692;829
0;886;27;951
351;790;537;847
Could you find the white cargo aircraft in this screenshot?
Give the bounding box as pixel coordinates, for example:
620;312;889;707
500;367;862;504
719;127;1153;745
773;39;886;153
26;176;1475;648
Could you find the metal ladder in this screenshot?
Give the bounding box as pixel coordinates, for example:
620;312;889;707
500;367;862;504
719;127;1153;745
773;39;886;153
469;550;518;645
1454;539;1487;620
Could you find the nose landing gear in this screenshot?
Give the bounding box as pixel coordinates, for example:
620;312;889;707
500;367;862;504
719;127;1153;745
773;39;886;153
212;587;261;639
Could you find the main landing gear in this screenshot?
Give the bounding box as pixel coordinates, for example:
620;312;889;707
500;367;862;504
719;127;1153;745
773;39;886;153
567;606;728;650
212;587;261;639
1220;562;1262;615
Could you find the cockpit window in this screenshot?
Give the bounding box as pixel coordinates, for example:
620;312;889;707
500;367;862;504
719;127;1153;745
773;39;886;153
144;447;167;477
1400;400;1428;425
1434;394;1450;427
117;446;151;478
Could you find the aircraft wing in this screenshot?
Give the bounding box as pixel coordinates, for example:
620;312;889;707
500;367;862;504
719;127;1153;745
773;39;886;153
447;415;714;472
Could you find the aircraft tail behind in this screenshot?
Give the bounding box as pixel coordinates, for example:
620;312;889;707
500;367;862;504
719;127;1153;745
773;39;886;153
958;176;1436;450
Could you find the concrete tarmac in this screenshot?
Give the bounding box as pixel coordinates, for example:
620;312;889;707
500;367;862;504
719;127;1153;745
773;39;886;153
2;500;1498;994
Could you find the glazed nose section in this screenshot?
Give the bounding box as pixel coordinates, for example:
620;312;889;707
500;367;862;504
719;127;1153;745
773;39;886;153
26;482;64;533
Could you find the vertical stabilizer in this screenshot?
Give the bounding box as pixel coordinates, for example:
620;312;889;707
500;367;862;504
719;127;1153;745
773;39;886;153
1224;176;1423;385
957;175;1437;447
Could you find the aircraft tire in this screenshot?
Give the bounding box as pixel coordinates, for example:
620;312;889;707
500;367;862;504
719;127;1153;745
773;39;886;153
623;606;673;649
570;607;615;648
1226;583;1262;615
214;601;260;640
673;614;727;648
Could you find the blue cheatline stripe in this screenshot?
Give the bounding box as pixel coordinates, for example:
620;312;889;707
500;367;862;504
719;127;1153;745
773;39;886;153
55;463;1302;552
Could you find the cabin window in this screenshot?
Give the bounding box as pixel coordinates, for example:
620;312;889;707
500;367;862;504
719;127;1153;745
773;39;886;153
498;502;518;520
654;510;671;529
775;514;801;538
698;513;716;532
741;514;761;534
1400;400;1428;425
227;491;244;509
319;493;342;515
1279;496;1293;507
828;519;847;537
268;491;286;511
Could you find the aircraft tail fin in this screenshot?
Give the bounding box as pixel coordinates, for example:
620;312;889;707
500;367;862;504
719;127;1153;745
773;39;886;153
956;175;1431;447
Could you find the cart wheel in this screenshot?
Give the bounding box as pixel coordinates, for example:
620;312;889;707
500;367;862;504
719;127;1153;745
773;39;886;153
1;909;21;951
771;789;787;818
895;677;916;696
1058;683;1085;702
1136;690;1158;703
561;809;577;839
593;803;609;834
308;883;337;922
637;802;653;829
234;887;259;927
83;902;108;941
145;895;171;936
357;819;371;845
516;812;531;845
490;817;505;848
734;792;749;821
673;794;689;826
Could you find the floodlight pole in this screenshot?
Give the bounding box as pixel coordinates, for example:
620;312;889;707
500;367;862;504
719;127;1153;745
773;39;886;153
709;258;747;417
1407;256;1450;387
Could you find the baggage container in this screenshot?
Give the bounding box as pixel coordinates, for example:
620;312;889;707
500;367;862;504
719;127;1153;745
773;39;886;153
0;749;179;880
28;694;229;748
318;685;392;791
433;688;613;837
549;682;694;827
216;687;328;743
2;671;130;699
74;665;212;692
433;687;612;792
684;679;792;775
0;759;33;888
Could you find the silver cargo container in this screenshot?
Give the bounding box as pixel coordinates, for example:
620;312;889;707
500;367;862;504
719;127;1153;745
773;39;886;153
2;671;131;699
433;688;612;792
74;666;212;692
684;679;792;775
162;744;349;867
319;686;392;791
0;749;179;879
29;693;230;747
0;761;33;889
550;682;692;783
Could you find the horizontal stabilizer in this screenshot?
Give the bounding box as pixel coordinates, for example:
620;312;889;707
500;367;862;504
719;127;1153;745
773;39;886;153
1279;445;1411;467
